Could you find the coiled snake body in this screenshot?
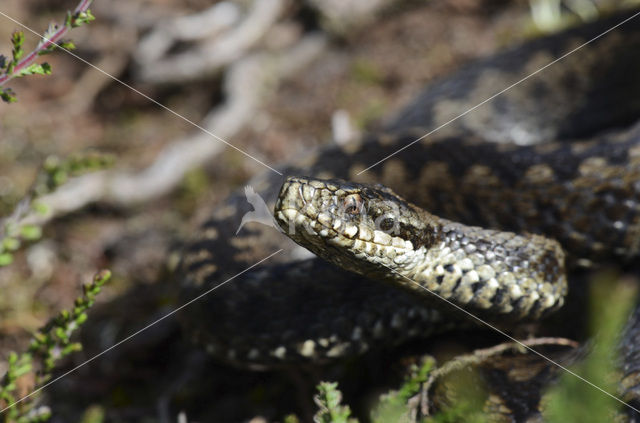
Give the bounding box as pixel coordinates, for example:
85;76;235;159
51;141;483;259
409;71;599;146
179;10;640;420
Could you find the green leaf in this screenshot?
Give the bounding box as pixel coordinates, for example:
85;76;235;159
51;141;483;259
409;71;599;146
372;357;435;423
55;327;67;341
43;155;61;172
20;225;42;241
72;10;96;27
18;62;52;77
314;382;357;423
11;31;24;63
59;41;76;50
32;201;49;216
94;269;112;286
8;352;18;365
0;87;17;103
76;313;88;325
66;9;96;28
0;253;13;266
37;41;75;56
52;169;68;187
3;237;20;251
64;10;73;28
62;343;82;356
15;362;32;377
80;405;105;423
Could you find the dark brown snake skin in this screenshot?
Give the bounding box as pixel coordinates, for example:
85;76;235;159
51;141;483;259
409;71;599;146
178;10;640;421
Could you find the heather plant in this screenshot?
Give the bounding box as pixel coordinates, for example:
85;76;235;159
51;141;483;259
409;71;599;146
0;3;110;422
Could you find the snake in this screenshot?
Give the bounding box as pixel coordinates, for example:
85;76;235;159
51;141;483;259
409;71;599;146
274;175;568;321
177;9;640;421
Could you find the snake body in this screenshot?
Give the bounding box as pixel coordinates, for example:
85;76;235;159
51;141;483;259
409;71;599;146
178;9;640;418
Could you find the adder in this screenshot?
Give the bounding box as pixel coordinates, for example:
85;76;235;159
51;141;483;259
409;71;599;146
178;9;640;421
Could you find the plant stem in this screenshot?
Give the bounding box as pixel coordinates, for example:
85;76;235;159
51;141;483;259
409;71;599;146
0;0;93;86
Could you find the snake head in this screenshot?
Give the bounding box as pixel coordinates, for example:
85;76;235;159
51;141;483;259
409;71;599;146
274;176;441;282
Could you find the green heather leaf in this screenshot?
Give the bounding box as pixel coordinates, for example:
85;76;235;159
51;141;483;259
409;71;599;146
314;382;357;423
52;169;68;187
283;415;300;423
76;313;88;325
2;237;20;251
18;63;52;77
0;87;17;103
11;31;24;61
72;10;96;27
58;41;76;50
20;225;42;241
0;253;13;266
80;405;105;423
32;201;49;216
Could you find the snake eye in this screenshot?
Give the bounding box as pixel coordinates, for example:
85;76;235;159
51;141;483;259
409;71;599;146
343;194;364;215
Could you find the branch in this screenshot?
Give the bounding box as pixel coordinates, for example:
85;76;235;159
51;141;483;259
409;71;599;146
0;0;95;100
134;0;286;84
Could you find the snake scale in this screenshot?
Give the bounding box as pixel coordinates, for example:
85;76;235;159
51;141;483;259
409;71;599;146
178;9;640;420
